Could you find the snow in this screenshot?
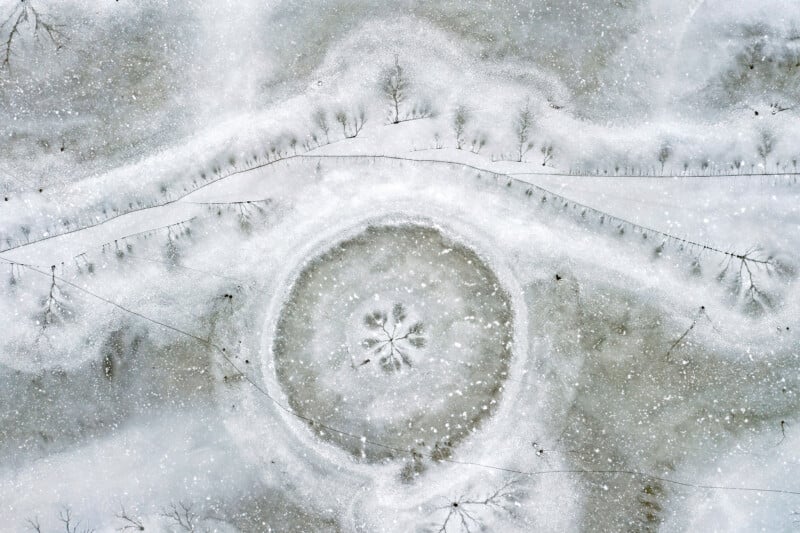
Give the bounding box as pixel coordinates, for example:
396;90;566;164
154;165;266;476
2;1;800;531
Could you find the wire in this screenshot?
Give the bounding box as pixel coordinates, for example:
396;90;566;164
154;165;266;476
1;149;775;269
8;260;800;498
296;154;771;265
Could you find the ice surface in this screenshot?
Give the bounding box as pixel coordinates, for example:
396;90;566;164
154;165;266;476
273;224;513;461
1;1;800;532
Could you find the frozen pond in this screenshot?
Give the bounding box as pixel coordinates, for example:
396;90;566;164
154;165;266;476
273;224;513;463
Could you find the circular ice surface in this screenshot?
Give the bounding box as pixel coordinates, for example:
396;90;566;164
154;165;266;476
272;224;514;462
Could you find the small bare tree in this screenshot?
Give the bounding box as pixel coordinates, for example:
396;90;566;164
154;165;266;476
409;99;434;121
541;143;553;166
350;106;366;137
334;106;367;139
469;133;487;154
59;508;95;533
1;1;65;72
433;478;519;533
116;505;145;531
513;100;534;162
658;142;672;175
714;247;781;315
381;55;408;124
162;501;197;532
25;516;42;533
452;106;469;150
335;110;348;137
756;129;774;171
664;305;716;362
312;109;330;144
35;264;71;343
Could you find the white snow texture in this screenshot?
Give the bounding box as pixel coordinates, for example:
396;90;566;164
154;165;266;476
1;1;799;532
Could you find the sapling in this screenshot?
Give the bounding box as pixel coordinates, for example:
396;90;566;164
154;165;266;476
469;133;487;154
541;143;553;166
657;142;672;175
381;55;408;124
756;129;774;171
513;99;534;162
452;105;469;150
312;108;330;143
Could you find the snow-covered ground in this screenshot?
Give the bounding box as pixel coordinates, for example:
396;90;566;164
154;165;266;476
1;1;799;531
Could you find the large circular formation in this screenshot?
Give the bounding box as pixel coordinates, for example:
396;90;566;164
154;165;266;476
272;223;514;462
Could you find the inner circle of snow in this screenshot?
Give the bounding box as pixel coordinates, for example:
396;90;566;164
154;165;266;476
272;223;514;462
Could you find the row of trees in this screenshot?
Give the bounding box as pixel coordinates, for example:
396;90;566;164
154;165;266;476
24;483;521;532
654;130;782;176
442;99;554;165
26;502;200;532
378;56;553;164
377;56;795;174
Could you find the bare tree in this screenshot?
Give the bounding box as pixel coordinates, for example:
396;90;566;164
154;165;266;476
334;106;367;139
756;129;774;171
312;109;330;144
350;106;366;137
714;248;780;314
162;501;197;532
433;478;519;533
1;1;65;72
35;264;70;343
334;110;348;137
452;106;469;150
541;143;553;166
513;100;534;162
409;99;434;121
469;133;487;154
25;516;42;533
59;507;95;533
381;55;408;124
116;505;145;531
658;142;672;175
664;306;716;362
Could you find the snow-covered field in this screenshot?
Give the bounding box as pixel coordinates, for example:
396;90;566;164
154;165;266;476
1;1;799;531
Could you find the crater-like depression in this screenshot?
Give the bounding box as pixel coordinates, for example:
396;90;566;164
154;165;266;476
272;223;514;462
